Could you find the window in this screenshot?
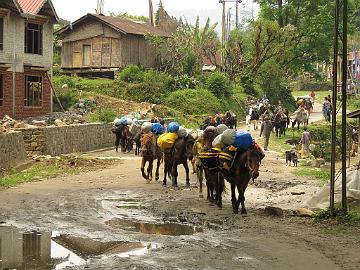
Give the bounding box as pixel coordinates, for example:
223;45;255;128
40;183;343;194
24;23;43;54
25;75;42;107
0;18;3;50
0;74;3;106
102;43;110;54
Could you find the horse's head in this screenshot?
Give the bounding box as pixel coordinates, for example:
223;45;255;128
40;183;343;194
240;148;262;180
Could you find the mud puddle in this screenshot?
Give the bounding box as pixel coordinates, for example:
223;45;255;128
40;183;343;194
0;225;155;270
106;218;203;236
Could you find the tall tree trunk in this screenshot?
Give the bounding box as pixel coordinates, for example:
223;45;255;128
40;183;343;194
278;0;284;27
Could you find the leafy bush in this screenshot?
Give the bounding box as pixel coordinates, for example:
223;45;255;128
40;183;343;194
53;91;78;112
173;75;198;90
143;70;174;92
124;82;164;104
205;72;232;98
293;79;332;91
118;65;144;83
238;71;258;97
165;88;221;115
88;108;117;123
53;75;77;88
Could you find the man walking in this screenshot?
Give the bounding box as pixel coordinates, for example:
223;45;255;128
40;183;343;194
260;117;273;151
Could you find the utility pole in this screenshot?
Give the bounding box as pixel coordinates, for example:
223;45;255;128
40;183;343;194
236;1;239;28
330;0;340;214
219;0;242;68
341;0;348;214
148;0;155;26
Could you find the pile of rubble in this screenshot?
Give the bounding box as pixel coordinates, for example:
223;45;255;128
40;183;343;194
1;112;87;134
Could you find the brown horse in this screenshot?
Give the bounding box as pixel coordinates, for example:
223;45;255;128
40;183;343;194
163;136;195;188
140;133;163;183
201;127;225;207
222;147;263;214
121;125;133;153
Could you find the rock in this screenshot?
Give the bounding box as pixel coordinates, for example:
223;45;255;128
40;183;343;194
294;208;315;217
13;122;26;129
2;122;11;129
264;206;283;217
291;191;306;195
54;119;65;127
32;120;47;126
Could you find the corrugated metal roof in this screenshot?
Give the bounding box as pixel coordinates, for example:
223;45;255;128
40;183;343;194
17;0;45;14
91;14;170;37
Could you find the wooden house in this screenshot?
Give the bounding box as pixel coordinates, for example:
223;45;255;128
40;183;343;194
58;14;170;78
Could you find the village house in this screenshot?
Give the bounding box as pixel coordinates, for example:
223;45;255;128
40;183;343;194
58;14;170;78
0;0;59;119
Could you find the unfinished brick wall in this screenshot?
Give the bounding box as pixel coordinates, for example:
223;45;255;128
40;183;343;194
0;131;28;169
19;123;114;156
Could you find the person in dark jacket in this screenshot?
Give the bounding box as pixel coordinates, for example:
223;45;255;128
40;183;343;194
112;123;125;152
260;117;273;151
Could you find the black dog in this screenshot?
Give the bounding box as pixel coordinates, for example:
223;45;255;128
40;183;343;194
285;151;298;167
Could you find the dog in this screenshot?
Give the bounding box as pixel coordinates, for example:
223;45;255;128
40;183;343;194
285;151;298;167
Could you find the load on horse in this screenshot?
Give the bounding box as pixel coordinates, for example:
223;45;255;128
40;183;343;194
157;122;196;188
139;122;164;183
197;126;265;213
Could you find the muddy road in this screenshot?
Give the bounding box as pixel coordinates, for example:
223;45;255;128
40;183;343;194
0;148;359;270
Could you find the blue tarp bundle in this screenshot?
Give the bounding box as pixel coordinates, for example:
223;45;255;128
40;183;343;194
121;116;127;125
234;131;253;149
167;122;180;133
152;123;164;135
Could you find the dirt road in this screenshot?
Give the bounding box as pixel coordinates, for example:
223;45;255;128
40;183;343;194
0;147;359;269
1;103;359;269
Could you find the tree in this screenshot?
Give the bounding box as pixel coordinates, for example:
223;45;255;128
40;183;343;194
146;17;220;75
109;12;148;23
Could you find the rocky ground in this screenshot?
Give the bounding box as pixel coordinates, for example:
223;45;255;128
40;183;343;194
0;148;359;270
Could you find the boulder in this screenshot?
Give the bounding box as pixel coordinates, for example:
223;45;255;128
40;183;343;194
54;119;65;127
2;122;11;129
32;120;47;126
13;122;26;129
264;206;283;217
294;208;315;217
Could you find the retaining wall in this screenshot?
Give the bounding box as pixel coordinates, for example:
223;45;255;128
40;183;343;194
20;123;114;156
0;131;28;169
1;123;114;169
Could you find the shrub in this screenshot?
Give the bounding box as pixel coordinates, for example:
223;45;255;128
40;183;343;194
53;91;78;112
89;108;117;123
293;79;332;91
173;75;198;90
143;70;174;92
205;72;232;98
118;65;144;83
238;71;258;97
53;75;77;88
165;88;221;115
124;82;164;104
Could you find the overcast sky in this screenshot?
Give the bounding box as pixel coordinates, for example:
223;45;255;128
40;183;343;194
52;0;259;28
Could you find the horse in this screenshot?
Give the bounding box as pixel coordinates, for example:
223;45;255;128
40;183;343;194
201;127;225;207
121;125;133;153
111;124;124;152
222;147;263;214
163;136;195;188
140;133;163;183
292;108;309;130
246;107;260;131
225;111;237;130
273;111;287;137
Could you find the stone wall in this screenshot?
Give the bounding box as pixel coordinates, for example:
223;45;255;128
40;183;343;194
0;131;28;169
20;123;114;156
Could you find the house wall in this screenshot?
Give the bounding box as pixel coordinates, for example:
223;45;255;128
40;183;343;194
0;10;53;119
61;21;157;70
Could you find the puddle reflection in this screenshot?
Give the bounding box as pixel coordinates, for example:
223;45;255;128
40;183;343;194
0;226;151;270
106;218;203;236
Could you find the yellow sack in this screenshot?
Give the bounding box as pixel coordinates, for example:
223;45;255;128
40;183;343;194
157;133;179;149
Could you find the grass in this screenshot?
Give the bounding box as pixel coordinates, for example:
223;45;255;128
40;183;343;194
314;207;360;235
294;167;330;185
0;163;77;189
266;129;302;154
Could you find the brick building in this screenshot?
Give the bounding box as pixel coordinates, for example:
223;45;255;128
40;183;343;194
0;0;58;119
